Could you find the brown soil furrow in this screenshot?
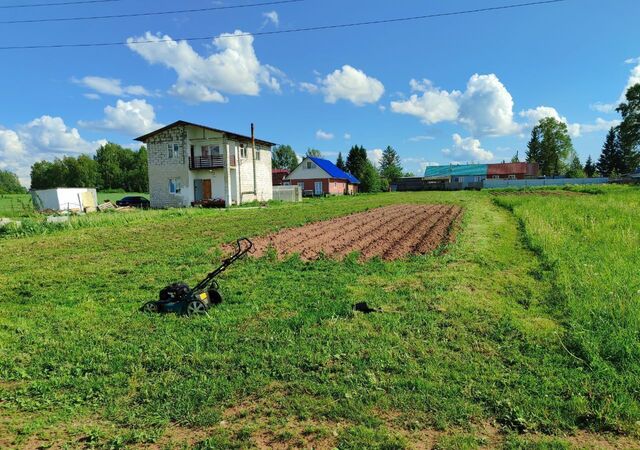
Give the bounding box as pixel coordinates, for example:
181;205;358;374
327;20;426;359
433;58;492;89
359;205;442;260
312;203;428;256
248;204;463;261
376;205;448;260
256;205;406;256
279;205;408;256
330;205;430;259
414;206;463;254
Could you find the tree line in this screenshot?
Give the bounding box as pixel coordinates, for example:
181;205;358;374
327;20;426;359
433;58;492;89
524;83;640;178
30;143;149;192
0;170;27;194
272;144;410;193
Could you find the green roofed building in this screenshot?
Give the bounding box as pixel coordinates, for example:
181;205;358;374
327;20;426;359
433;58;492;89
424;164;488;179
424;164;488;188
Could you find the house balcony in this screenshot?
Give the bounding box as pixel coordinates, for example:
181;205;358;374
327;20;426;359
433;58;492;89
189;154;236;170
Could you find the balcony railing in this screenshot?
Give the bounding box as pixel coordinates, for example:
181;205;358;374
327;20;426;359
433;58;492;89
189;154;236;170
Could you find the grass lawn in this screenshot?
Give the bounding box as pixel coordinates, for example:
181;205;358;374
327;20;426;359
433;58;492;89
0;192;148;218
0;189;638;448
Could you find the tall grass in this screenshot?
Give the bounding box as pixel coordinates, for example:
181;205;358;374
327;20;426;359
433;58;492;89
494;185;640;429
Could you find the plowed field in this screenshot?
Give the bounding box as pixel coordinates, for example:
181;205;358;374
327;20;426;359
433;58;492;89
252;204;463;261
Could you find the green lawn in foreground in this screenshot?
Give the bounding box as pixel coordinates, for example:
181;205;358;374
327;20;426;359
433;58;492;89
0;192;148;218
0;189;638;448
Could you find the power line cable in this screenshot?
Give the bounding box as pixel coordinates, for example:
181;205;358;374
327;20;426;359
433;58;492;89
1;0;304;24
0;0;123;9
0;0;569;50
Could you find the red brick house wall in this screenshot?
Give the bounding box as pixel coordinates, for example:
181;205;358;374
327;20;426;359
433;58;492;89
289;178;356;195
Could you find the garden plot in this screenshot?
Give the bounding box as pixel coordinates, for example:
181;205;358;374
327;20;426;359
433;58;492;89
252;204;463;261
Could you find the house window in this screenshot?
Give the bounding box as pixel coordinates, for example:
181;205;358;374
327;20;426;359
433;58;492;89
201;145;220;157
508;174;516;180
474;176;483;182
240;145;247;158
167;143;179;159
255;149;260;160
168;177;182;194
493;175;500;179
306;161;315;169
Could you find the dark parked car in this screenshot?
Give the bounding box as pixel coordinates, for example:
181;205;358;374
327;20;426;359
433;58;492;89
116;196;150;208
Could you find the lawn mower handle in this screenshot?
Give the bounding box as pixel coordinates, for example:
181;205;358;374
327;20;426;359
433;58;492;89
191;238;254;292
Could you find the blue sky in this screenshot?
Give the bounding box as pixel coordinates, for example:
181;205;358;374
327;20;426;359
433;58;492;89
1;0;639;185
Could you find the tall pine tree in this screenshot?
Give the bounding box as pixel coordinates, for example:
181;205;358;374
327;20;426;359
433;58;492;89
526;127;542;164
378;146;403;182
596;127;621;177
345;145;368;180
336;152;346;170
566;154;585;178
584;155;596;177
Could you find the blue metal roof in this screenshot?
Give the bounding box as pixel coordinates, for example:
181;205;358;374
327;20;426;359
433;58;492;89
308;157;360;184
424;164;488;178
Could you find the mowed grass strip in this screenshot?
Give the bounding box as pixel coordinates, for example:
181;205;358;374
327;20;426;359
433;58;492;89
0;191;638;448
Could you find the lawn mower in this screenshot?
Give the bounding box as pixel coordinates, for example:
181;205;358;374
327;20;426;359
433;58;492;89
140;237;254;316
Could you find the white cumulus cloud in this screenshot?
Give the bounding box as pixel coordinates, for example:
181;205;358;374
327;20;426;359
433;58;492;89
391;74;519;136
441;134;494;162
74;76;151;97
320;65;384;106
315;129;334;140
519;106;619;138
0;116;107;186
391;79;460;125
127;30;281;103
79;99;161;136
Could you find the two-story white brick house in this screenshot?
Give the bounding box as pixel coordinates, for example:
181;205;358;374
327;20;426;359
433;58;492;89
135;121;275;208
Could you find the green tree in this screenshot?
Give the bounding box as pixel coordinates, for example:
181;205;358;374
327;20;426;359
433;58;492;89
511;151;520;163
359;160;382;193
305;148;322;158
403;171;415;177
525;127;542;164
30;160;55;189
336;152;346;171
378;146;403;182
529;117;574;176
0;170;26;194
584;155;596;178
345;145;368;180
127;147;148;192
616;83;640;173
30;143;148;192
566;154;585;178
272;144;299;172
95;143;126;189
596;127;621;177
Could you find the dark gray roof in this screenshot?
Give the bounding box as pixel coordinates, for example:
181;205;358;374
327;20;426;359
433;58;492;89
134;120;276;147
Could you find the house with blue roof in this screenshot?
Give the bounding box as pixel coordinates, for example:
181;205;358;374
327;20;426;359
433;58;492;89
287;157;360;196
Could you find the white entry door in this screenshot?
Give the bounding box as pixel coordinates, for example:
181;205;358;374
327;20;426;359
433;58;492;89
314;181;323;195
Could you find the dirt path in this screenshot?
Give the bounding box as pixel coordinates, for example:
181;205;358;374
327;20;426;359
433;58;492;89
251;204;463;261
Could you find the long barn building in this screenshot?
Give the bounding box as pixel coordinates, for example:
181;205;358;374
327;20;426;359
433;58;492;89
394;162;539;191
